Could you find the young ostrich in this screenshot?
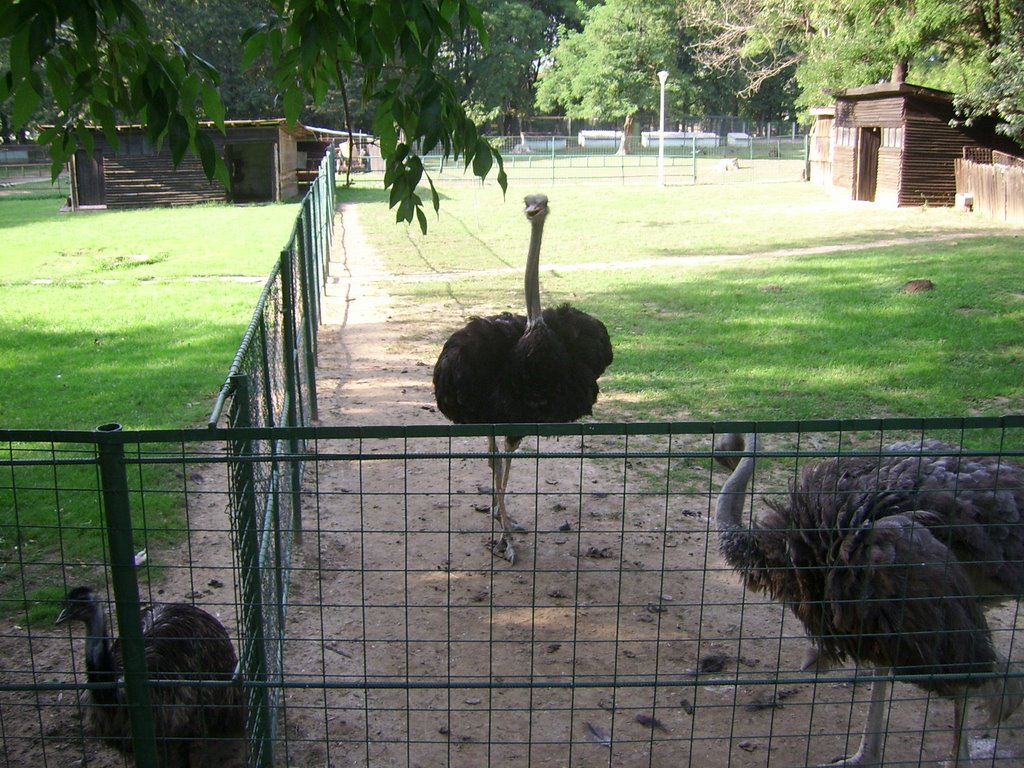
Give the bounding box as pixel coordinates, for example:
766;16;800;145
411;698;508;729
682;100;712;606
433;194;613;564
714;433;1024;766
57;586;245;767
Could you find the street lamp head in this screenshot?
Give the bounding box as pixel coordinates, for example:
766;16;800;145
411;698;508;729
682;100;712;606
658;70;669;86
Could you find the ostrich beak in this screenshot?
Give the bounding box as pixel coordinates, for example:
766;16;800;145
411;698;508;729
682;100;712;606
55;607;70;625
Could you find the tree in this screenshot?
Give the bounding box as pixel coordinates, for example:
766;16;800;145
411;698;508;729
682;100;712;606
687;0;811;99
535;0;686;154
438;0;582;134
0;0;506;231
140;0;280;120
956;2;1024;146
686;0;1024;146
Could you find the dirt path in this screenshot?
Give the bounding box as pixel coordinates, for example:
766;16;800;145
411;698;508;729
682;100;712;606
271;204;1024;768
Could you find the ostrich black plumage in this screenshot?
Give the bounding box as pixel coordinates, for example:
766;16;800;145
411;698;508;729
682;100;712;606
433;194;613;564
56;586;245;767
714;433;1024;766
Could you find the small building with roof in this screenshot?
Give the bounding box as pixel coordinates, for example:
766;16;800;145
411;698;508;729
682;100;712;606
67;119;330;210
810;82;1018;206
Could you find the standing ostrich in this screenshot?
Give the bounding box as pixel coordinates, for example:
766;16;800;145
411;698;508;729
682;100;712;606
57;586;245;767
433;194;613;564
714;433;1024;766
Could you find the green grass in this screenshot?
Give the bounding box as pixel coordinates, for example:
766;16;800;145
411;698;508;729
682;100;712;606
343;180;1024;423
1;190;299;614
0;196;300;428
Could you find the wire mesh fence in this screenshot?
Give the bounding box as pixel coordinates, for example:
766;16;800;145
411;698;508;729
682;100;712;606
209;141;337;432
343;134;809;187
2;418;1023;767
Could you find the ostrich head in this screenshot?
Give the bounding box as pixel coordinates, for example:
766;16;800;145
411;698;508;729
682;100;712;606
713;432;747;471
524;194;549;222
523;194;549;327
56;586;114;680
56;585;101;626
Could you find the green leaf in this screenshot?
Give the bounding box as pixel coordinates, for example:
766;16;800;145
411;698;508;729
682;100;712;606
471;137;492;178
395;195;415;225
12;77;40;128
427;176;440;212
91;101;117;141
283;86;303;125
69;2;98;50
168;113;191;166
300;19;321;71
494;157;508;194
373;101;398;156
201;83;225;129
242;28;268;68
195;129;219;180
44;56;70;109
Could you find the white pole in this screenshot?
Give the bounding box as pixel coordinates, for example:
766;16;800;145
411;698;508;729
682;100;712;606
657;70;669;187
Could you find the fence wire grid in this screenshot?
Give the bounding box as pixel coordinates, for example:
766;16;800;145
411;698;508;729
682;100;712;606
344;134;809;187
2;418;1023;768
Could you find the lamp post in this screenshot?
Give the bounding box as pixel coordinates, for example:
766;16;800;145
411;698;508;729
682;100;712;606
657;70;669;187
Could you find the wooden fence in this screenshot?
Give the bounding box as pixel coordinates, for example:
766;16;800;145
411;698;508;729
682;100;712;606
955;151;1024;222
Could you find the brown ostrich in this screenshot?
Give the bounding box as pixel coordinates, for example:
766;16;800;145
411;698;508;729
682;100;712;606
714;433;1024;765
57;586;245;766
433;194;613;564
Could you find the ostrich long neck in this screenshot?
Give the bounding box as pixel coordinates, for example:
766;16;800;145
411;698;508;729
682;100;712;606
524;214;545;327
715;433;758;537
82;603;119;705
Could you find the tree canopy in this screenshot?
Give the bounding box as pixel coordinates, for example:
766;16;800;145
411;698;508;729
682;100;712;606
2;0;1021;213
535;0;687;152
0;0;507;231
688;0;1024;142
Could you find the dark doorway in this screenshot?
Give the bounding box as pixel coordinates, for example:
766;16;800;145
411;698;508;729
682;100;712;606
73;150;105;207
855;127;881;202
225;142;276;203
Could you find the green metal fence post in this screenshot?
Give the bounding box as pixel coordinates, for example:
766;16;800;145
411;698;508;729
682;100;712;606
226;376;274;768
279;250;305;541
280;247;303;429
297;208;318;423
94;423;159;767
691;137;697;183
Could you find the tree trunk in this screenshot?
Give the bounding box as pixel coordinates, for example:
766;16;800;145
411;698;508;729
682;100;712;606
617;114;635;155
891;59;908;84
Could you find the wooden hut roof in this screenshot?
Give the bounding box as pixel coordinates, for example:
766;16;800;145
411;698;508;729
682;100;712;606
836;82;955;104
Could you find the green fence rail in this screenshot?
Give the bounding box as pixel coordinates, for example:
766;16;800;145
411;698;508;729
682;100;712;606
2;417;1023;767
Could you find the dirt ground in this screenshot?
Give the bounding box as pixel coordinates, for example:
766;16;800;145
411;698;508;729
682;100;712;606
3;201;1024;768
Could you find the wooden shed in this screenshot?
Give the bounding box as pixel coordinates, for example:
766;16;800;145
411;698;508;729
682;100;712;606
816;82;1016;206
68;119;329;210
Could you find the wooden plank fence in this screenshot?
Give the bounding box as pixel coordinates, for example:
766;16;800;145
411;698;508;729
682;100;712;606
955;153;1024;222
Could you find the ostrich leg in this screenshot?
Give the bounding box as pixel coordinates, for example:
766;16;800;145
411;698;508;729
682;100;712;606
487;436;521;564
948;697;972;767
823;669;889;767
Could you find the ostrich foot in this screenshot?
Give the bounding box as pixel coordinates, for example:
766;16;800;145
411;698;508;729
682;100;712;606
488;534;517;564
820;753;879;767
488;505;526;532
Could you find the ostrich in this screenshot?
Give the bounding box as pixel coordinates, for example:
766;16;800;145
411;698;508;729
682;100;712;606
714;433;1024;766
56;586;245;767
433;194;613;564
